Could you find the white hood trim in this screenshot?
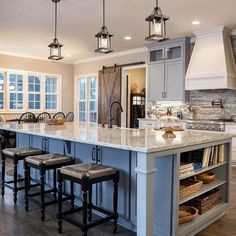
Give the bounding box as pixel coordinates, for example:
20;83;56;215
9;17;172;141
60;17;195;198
186;26;236;90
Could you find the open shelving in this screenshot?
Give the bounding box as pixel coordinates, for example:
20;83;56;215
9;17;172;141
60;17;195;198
179;179;226;204
179;162;227;180
176;142;230;236
178;202;228;236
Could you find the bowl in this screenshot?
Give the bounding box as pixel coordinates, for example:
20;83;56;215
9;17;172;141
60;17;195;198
45;118;66;125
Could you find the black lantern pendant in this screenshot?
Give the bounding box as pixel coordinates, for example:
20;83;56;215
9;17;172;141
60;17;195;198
48;0;63;60
95;0;113;53
145;0;169;42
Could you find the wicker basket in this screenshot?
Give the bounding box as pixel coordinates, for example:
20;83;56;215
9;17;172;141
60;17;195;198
197;172;215;184
179;206;199;224
189;188;222;214
179;177;203;200
45;118;66;125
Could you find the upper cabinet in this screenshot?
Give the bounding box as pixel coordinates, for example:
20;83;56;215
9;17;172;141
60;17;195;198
147;37;190;102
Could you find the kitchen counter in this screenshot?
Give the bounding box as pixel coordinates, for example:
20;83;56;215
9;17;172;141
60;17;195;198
0;122;232;236
0;122;232;153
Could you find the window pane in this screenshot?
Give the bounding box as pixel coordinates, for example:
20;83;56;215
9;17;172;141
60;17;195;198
0;73;4;91
35;84;40;92
35;102;40;109
90;89;96;100
9;74;16;82
35;94;40;102
29;102;34;109
0;93;3;100
10;93;16;100
18;93;23;101
89;101;96;112
10;101;16;109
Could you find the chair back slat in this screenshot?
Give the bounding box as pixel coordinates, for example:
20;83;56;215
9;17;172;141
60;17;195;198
66;112;74;122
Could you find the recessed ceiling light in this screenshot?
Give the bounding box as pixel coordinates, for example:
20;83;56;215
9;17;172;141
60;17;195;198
66;54;71;57
124;36;132;40
192;20;200;25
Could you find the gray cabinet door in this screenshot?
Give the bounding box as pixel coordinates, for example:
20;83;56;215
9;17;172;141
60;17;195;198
74;143;97;205
148;63;165;101
165;60;184;101
97;146;130;220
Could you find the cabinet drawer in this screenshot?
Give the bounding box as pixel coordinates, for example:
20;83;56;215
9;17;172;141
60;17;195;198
139;120;156;128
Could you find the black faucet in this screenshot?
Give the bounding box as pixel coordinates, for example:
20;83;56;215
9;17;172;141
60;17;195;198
108;101;124;128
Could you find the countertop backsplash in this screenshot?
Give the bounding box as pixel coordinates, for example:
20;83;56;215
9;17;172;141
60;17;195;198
147;89;236;120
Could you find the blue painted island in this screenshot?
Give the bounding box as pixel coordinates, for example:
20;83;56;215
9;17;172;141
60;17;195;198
0;122;232;236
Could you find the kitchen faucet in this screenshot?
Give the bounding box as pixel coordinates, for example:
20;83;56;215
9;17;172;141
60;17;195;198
108;101;123;128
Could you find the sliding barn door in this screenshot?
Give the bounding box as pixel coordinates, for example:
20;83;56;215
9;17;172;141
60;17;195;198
98;67;121;125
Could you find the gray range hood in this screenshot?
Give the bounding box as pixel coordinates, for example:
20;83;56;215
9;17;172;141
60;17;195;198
186;26;236;90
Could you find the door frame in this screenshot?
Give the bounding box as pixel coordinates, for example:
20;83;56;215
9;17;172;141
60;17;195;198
121;64;147;128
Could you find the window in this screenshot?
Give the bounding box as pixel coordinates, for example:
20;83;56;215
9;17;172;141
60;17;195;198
28;75;41;109
89;76;97;123
9;73;23;109
0;72;4;109
45;76;57;110
79;78;86;122
77;75;97;123
0;68;62;112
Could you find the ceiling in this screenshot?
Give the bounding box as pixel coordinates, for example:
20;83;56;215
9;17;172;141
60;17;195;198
0;0;236;64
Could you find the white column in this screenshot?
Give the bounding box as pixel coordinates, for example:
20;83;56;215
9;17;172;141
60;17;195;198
135;152;157;236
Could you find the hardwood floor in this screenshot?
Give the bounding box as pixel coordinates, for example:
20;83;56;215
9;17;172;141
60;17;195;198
0;167;235;235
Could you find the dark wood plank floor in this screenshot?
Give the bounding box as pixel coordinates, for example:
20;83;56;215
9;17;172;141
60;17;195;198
0;167;235;236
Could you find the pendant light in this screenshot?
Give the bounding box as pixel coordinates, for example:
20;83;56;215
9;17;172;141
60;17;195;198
95;0;113;53
145;0;169;42
48;0;63;60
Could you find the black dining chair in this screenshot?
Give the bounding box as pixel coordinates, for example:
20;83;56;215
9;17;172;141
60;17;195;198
65;112;74;122
52;112;65;119
36;112;51;123
18;112;36;124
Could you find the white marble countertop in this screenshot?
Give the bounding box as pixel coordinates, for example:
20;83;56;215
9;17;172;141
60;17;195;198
0;122;232;153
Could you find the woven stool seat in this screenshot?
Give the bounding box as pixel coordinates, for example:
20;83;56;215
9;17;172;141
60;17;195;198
26;153;72;166
2;147;43;157
60;163;116;179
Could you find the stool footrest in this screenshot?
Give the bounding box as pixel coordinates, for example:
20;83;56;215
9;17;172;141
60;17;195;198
5;178;24;184
92;205;114;217
5;184;24;191
28;189;55;198
61;214;115;230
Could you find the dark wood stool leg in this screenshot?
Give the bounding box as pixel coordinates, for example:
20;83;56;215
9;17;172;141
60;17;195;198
39;164;45;221
113;172;119;234
24;161;30;211
13;157;18;204
82;177;88;236
70;180;75;210
1;153;5;196
57;170;63;234
88;184;92;222
53;168;57;201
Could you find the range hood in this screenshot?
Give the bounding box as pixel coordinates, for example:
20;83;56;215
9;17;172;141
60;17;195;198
186;26;236;90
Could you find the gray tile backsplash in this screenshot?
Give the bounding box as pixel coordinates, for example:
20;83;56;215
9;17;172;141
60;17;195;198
148;89;236;120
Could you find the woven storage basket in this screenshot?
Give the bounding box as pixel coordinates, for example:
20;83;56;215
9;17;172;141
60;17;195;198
190;188;222;214
179;206;199;224
197;172;215;184
179;177;203;200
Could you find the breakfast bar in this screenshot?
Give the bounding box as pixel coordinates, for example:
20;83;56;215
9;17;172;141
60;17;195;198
0;122;232;236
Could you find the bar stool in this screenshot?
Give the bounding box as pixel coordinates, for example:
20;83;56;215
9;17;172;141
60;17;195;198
24;153;74;221
57;163;119;236
1;147;43;203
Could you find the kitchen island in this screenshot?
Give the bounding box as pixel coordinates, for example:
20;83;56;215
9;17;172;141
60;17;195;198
0;122;232;236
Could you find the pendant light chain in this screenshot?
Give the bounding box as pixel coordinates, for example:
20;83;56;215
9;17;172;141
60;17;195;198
103;0;105;27
55;0;57;39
